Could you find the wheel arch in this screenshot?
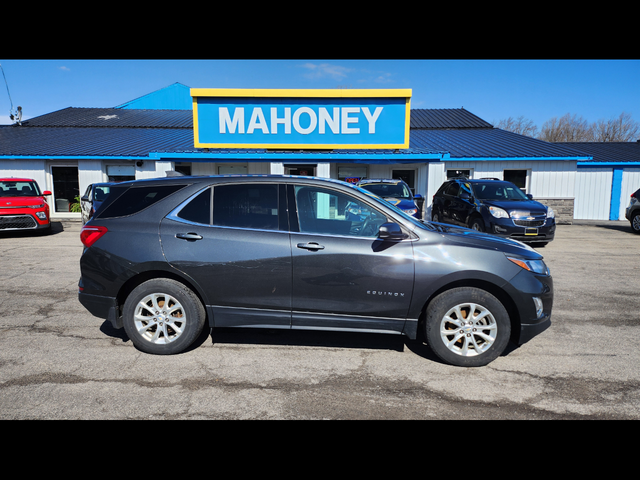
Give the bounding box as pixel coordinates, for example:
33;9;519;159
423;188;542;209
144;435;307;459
115;269;209;328
418;278;521;344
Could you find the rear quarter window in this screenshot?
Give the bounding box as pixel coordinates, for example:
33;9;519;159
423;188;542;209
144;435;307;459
98;184;186;219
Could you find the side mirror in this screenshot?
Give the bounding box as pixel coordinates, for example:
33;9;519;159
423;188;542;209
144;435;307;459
460;191;472;201
414;194;422;199
526;194;533;200
378;222;408;240
43;191;52;196
81;195;89;202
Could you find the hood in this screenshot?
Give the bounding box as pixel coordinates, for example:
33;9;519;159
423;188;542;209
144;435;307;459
0;196;45;208
381;197;416;210
428;222;542;259
481;198;547;215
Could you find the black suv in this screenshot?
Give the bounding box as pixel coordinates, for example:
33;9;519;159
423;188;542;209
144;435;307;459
431;178;556;245
78;175;553;367
626;187;640;234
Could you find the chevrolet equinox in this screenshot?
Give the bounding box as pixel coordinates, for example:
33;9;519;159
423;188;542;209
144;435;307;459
78;175;553;367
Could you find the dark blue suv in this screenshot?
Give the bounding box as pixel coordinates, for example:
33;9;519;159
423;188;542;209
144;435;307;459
356;179;422;219
431;178;555;245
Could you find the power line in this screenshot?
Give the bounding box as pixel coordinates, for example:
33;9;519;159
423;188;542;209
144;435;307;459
0;62;22;124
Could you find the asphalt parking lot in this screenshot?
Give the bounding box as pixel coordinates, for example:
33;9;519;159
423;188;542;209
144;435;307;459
1;218;639;420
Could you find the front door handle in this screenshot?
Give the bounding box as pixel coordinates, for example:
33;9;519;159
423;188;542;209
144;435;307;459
297;242;325;251
176;232;203;241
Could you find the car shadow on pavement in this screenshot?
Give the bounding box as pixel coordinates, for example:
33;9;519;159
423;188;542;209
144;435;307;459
99;319;445;359
98;320;520;364
591;223;634;234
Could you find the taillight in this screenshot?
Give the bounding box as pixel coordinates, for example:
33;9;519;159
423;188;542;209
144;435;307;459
80;225;108;248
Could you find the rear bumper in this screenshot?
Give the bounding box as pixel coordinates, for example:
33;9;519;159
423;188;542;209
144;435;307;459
78;290;121;328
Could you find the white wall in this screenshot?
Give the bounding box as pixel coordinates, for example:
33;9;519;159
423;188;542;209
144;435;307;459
0;159;47;190
574;167;612;220
620;168;640;220
444;160;576;199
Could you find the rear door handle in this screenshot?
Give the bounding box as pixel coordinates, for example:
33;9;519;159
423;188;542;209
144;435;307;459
297;242;325;251
176;232;203;241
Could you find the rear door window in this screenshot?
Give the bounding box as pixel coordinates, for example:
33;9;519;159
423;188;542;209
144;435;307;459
212;183;279;231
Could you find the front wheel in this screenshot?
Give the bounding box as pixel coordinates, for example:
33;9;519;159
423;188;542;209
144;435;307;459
425;287;511;367
122;278;206;355
469;217;485;232
631;212;640;234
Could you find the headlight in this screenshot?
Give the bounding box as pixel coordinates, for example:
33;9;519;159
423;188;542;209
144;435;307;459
403;208;417;215
489;206;509;218
29;204;45;209
507;256;550;275
547;207;555;218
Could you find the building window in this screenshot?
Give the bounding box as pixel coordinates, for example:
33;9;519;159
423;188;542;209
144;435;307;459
447;169;472;179
218;164;248;175
107;165;136;183
504;169;529;192
338;166;368;184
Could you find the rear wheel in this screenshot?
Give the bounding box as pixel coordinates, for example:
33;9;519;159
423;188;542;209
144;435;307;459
122;278;205;355
425;287;511;367
631;212;640;234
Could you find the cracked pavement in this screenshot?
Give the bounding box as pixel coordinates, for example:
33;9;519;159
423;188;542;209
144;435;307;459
0;219;639;419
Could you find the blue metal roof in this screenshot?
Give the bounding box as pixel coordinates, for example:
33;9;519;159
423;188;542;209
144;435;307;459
20;107;193;129
410;128;590;160
558;142;640;164
410;108;493;129
0;107;590;161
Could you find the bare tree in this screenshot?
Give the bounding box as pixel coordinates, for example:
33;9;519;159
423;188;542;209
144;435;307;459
495;116;538;137
537;113;594;142
591;112;640;142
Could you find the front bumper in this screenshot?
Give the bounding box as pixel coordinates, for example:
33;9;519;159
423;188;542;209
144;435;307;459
505;269;554;345
0;213;50;231
487;217;555;243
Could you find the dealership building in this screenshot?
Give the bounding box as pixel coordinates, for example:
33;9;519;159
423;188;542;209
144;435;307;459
1;82;638;223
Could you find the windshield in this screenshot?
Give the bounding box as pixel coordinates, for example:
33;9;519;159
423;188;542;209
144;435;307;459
0;180;42;197
360;182;412;199
471;182;529;201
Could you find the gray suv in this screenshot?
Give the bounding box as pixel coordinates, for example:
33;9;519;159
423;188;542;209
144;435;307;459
626;187;640;234
78;175;553;367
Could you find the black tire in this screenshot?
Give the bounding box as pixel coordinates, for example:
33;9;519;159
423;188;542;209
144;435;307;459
425;287;511;367
469;217;484;232
631;212;640;234
122;278;206;355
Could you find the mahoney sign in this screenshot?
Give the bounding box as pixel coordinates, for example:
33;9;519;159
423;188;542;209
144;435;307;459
191;88;411;149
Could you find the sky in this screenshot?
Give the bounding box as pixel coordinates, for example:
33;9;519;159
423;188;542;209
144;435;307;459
1;59;638;130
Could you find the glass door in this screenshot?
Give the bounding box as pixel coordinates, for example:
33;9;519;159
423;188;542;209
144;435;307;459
51;166;80;214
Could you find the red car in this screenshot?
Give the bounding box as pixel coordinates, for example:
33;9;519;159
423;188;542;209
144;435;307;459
0;178;52;233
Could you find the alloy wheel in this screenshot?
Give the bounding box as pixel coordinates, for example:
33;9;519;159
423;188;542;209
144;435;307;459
439;302;498;357
133;293;186;344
